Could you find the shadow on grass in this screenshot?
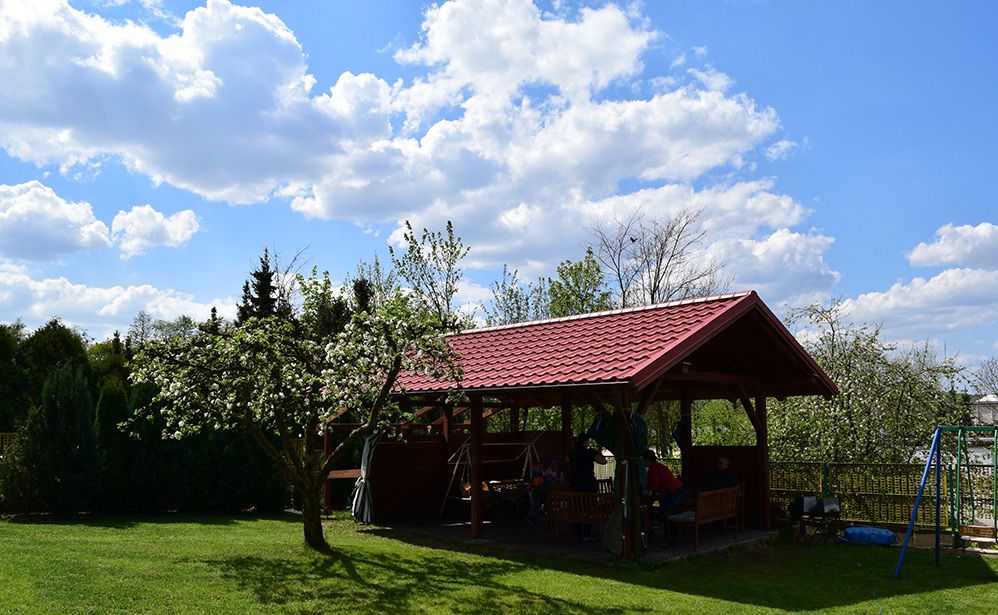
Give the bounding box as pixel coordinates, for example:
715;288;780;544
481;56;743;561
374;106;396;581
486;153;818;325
5;511;297;529
206;543;637;614
360;525;998;612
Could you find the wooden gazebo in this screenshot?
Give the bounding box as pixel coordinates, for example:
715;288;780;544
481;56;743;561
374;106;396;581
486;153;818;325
334;291;836;554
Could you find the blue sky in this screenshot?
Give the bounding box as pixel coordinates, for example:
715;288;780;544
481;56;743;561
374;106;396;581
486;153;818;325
0;0;996;366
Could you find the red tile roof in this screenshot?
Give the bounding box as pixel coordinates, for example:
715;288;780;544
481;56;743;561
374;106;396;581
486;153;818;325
398;291;775;394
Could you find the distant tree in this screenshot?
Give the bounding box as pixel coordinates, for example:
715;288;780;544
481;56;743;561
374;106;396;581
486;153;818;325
975;357;998;400
0;365;97;514
351;256;399;310
128;311;156;347
237;248;294;324
299;268;351;341
547;248;613;318
200;307;224;335
391;220;470;327
770;302;968;463
17;318;89;410
590;208;726;307
0;322;27;430
484;266;549;326
153;316;197;341
94;379;131;512
88;330;129;392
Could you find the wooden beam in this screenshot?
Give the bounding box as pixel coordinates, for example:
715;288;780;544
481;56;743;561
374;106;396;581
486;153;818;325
661;370;760;386
737;385;762;433
431;406;468;426
636;378;663;414
470;395;484;539
482;407;503;421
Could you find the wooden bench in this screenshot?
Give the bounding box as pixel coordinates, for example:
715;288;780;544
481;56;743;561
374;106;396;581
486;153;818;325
547;490;616;541
547;489;653;543
667;486;740;550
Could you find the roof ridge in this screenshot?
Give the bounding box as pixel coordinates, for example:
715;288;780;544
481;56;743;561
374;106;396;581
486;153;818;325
457;290;755;335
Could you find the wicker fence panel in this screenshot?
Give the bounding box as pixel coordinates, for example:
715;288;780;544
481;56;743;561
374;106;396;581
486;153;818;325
769;461;823;515
769;461;952;527
954;464;996;525
0;432;15;458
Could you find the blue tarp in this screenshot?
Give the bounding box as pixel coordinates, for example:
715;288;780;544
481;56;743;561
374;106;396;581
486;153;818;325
840;526;897;546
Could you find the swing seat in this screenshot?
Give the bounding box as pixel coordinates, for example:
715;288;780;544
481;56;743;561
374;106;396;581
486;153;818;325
960;524;997;543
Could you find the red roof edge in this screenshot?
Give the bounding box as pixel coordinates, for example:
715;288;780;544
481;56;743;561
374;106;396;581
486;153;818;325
450;291;755;337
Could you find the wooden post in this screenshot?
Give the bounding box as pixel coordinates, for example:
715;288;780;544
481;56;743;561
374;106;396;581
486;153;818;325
470;395;484;539
322;426;332;515
560;395;573;454
613;389;641;560
442;403;453;446
679;388;693;480
510;400;520;435
756;391;770;529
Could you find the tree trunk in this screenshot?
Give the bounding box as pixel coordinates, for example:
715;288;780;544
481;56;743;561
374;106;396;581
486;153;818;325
301;484;327;550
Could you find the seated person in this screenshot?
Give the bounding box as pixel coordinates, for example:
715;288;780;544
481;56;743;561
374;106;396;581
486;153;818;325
643;449;686;519
525;459;560;524
569;434;608;541
703;456;739;491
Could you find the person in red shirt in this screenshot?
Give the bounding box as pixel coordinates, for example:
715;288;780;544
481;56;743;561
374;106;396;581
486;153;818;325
643;449;686;516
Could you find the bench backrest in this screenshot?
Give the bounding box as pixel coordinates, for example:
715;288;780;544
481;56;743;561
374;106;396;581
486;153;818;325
548;490;616;522
695;486;740;524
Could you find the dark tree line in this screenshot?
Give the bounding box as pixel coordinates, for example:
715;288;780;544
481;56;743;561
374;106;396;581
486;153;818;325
0;254;297;515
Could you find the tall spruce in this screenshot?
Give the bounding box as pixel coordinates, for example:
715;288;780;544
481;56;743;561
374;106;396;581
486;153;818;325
237;248;282;324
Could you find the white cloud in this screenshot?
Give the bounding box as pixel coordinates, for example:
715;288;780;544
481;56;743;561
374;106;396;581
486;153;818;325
0;260;235;338
765;139;798;161
0;0;389;203
687;66;732;92
0;180;110;259
705;229;839;305
840;268;998;336
395;0;655;110
0;1;837;308
907;222;998;268
111;204;199;258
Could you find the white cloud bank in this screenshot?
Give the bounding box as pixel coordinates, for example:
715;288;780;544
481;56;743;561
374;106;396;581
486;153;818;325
0;181;197;259
0;0;841;310
838;220;998;349
907;222;998;269
0;261;234;337
0;180;110;258
111;204;199;258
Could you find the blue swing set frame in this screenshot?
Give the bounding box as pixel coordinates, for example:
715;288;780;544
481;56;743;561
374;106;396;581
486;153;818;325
894;425;998;578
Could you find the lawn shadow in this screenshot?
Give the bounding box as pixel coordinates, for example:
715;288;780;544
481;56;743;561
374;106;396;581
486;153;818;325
5;511;294;529
205;542;638;614
362;525;998;612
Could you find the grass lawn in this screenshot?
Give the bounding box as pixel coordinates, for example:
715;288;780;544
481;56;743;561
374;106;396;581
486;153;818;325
1;513;996;614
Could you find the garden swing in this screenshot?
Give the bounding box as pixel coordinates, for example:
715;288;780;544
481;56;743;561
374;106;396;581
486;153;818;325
439;433;543;517
894;425;998;578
